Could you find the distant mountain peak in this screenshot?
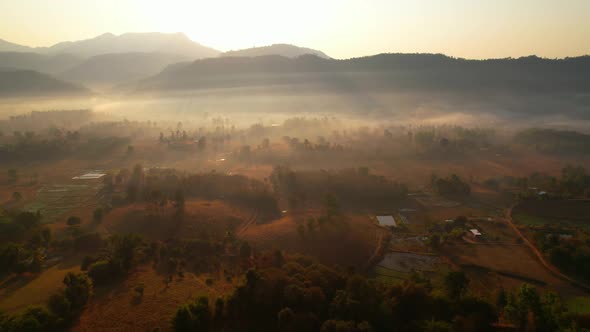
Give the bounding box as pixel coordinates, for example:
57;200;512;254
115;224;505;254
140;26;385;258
41;32;221;58
96;32;115;39
222;44;330;59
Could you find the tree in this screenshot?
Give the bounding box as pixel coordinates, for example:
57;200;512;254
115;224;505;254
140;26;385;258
278;307;296;332
503;284;568;331
108;234;142;272
29;227;50;248
10;306;57;332
92;208;104;223
172;296;211;332
297;224;305;239
323;193;340;217
7;169;18;183
174;189;185;208
134;284;145;298
63;272;93;309
16;211;41;229
444;271;470;301
454;297;497;332
87;260;113;284
239;242;252;260
66;216;81;226
427;234;441;251
422;319;452;332
198;137;207;150
173;304;194;332
48;292;72;318
12;191;22;201
0;242;20;274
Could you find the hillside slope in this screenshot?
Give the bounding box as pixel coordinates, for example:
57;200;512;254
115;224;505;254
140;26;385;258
59;52;190;85
0;69;89;97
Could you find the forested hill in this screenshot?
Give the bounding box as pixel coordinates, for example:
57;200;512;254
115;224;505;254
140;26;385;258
134;54;590;93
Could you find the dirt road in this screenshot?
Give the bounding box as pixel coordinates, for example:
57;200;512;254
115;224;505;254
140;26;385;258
505;204;590;293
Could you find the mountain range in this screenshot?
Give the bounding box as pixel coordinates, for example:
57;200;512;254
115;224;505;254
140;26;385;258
133;53;590;95
0;33;330;93
1;32;589;102
0;32;219;58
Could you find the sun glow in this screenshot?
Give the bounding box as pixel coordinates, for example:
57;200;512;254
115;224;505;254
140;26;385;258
135;0;332;51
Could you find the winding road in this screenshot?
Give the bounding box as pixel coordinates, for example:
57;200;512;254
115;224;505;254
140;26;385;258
505;204;590;293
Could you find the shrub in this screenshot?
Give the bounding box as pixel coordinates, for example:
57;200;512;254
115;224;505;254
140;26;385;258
48;292;72;318
66;216;81;226
63;272;93;309
87;260;114;285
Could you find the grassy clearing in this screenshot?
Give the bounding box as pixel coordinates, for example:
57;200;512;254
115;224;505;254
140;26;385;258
567;296;590;315
514;213;557;227
513;200;590;230
0;261;80;313
72;265;235;332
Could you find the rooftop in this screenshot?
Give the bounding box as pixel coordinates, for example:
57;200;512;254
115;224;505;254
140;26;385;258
376;215;397;227
72;171;106;180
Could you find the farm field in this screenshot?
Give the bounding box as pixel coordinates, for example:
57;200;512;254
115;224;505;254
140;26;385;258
513;200;590;230
376;252;439;273
24;183;104;223
442;243;583;297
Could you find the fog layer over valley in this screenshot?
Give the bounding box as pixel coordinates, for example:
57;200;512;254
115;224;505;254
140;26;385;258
3;32;590;332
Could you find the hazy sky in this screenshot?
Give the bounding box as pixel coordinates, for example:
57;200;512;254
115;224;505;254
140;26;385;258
1;0;589;59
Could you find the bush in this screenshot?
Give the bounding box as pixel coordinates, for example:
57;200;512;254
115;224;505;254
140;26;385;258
92;208;104;223
87;260;114;285
66;216;81;226
134;284;145;297
63;272;93;309
80;256;96;271
48;292;72;318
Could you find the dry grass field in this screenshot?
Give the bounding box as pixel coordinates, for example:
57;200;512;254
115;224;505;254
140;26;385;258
442;243;583;297
102;199;251;241
71;265;235;332
240;213;386;269
0;256;82;314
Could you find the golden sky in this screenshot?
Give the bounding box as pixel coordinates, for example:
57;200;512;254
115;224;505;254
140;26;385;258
1;0;589;59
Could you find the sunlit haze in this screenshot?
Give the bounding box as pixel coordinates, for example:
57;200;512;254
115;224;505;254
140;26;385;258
1;0;589;59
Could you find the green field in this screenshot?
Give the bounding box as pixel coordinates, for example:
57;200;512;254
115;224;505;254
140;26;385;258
567;296;590;315
24;184;103;223
513;213;590;230
513;200;590;230
373;265;409;284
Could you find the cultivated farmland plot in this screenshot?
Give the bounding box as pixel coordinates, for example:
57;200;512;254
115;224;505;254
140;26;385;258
412;192;460;208
377;252;439;273
24;184;103;223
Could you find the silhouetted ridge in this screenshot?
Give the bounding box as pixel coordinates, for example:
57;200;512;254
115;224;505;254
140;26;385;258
136;53;590;93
